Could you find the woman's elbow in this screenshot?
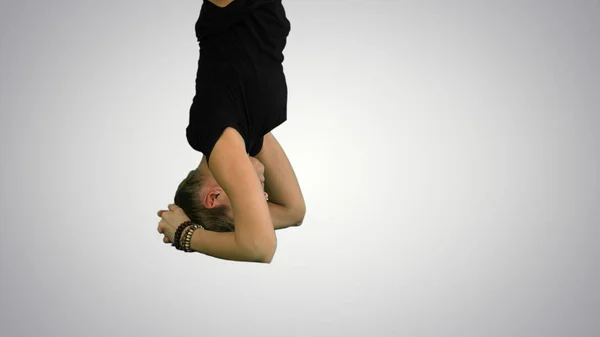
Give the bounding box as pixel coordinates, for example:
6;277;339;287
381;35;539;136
291;206;306;227
243;236;277;263
254;241;277;263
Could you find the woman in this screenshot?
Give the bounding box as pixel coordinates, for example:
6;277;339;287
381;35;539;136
157;0;305;263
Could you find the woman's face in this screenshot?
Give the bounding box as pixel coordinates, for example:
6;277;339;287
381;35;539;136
250;156;266;187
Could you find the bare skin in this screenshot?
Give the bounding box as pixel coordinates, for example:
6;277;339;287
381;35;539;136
193;132;305;228
207;0;235;8
194;152;269;220
157;131;306;263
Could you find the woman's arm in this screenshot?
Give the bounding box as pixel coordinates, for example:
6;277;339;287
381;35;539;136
268;202;303;230
158;204;272;263
205;127;277;262
255;132;306;227
187;230;267;263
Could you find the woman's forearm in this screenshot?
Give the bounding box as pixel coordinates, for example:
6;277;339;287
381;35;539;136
188;228;275;263
268;201;303;230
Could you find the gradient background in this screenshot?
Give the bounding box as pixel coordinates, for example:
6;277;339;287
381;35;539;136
1;0;599;336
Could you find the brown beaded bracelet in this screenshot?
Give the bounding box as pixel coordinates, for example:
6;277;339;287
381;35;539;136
172;221;194;250
181;224;203;252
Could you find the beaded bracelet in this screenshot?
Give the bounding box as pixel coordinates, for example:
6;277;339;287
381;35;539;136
172;220;194;250
177;224;195;251
181;224;204;252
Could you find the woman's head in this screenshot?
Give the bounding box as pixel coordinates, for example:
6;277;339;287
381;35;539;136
174;155;267;232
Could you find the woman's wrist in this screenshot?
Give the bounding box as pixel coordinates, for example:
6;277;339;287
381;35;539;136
180;224;203;252
177;225;192;250
172;220;203;252
173;221;194;250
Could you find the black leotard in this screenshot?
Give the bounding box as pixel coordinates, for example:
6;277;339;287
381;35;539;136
186;0;291;165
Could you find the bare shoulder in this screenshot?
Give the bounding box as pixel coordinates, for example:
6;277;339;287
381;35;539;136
207;127;247;171
208;127;255;200
209;127;274;233
207;0;235;8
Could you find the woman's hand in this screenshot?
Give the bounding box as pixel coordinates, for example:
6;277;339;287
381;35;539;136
157;204;191;244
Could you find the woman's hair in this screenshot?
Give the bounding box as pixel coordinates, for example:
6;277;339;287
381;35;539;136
174;169;235;232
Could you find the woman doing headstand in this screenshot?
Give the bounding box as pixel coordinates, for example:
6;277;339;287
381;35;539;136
157;0;305;263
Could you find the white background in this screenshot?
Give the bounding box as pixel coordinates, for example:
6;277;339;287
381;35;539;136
1;0;599;336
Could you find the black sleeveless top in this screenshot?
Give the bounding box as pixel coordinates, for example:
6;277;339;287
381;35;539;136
186;0;291;164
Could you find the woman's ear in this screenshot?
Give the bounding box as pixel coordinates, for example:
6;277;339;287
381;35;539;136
204;188;217;208
204;188;225;208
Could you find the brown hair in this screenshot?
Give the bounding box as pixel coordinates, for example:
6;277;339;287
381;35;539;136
174;169;235;232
